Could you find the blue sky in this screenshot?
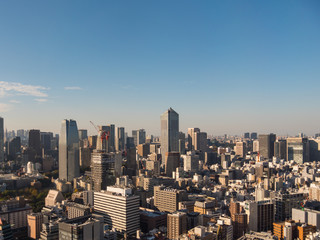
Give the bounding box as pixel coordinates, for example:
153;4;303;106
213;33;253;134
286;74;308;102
0;1;320;136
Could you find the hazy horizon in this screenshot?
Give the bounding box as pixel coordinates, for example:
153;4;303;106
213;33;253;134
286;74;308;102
1;1;320;136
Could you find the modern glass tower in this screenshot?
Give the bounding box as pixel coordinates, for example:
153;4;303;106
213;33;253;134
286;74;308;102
160;108;179;162
59;119;80;182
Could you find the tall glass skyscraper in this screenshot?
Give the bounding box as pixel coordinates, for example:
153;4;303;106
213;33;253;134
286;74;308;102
160;108;179;162
59;119;80;182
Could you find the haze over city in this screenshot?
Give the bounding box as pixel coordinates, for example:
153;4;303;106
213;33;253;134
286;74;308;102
1;1;320;136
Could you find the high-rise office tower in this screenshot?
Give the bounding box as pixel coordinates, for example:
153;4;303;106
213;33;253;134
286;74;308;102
178;132;186;155
59;119;80;182
235;142;246;158
274;140;287;160
161;108;179;162
91;151;115;191
29;130;41;157
287;137;309;164
78;129;88;140
258;133;276;160
126;137;135;149
244;132;250;139
132;129;146;146
165;152;180;177
194;132;208;152
8;137;21;160
0;117;3;162
98;125;115;152
251;132;258;140
40;132;52;154
115;127;125;151
107;124;115;152
309;139;320;162
94;187;140;237
187;128;200;151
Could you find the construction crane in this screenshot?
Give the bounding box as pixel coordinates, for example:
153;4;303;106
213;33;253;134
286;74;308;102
89;121;110;141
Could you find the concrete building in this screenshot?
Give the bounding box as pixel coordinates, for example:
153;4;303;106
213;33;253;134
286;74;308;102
45;190;64;207
59;119;80;182
58;215;104;240
79;147;91;168
235;142;246;158
193;201;215;215
167;211;187;240
309;183;320;201
0;197;32;230
183;153;199;173
27;213;43;239
140;208;167;233
161;108;179;162
66;203;91;219
292;208;320;229
0;218;13;240
137;143;150;158
287;137;309;164
40;221;59;240
91;150;116;191
230;202;247;239
154;186;187;213
272;192;304;222
165;152;180;177
93;187;140;236
253;140;259;153
245;200;274;232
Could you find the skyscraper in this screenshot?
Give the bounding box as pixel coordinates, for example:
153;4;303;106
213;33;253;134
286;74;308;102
187;128;200;151
115;127;125;151
160;108;179;162
59;119;80;182
258;133;276;160
0;117;3;162
132;129;146;146
91;151;116;191
78;129;88;140
29;129;41;157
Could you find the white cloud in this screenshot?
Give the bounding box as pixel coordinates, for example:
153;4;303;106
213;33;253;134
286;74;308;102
64;86;82;90
9;100;20;104
0;81;48;98
0;103;12;112
34;98;48;103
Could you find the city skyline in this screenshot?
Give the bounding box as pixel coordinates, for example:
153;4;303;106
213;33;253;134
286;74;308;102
1;1;320;135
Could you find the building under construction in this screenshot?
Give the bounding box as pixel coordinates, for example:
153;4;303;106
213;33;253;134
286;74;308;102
91;150;116;191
